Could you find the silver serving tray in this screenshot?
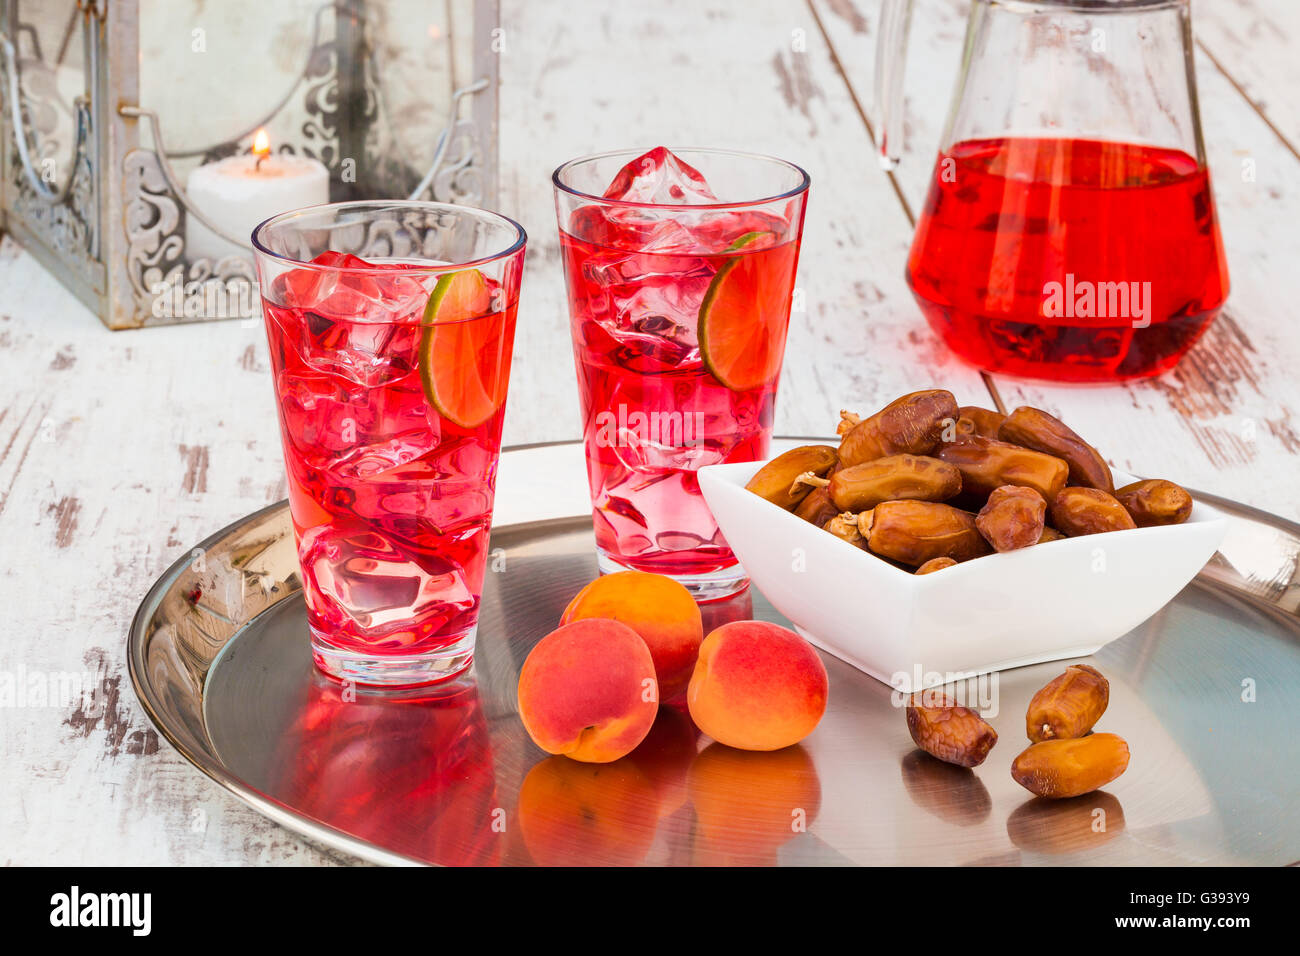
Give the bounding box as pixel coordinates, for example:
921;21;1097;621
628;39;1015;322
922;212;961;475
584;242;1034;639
128;445;1300;866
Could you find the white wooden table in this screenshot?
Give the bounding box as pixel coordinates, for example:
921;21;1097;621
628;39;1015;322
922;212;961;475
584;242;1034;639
2;0;1298;865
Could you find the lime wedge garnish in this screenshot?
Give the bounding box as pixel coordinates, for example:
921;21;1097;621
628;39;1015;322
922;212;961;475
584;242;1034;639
698;232;795;391
418;269;505;429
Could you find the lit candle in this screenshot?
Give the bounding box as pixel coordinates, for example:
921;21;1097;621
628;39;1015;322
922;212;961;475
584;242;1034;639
184;129;330;264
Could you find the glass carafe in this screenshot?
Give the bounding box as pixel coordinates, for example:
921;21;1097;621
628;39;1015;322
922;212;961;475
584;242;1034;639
878;0;1229;382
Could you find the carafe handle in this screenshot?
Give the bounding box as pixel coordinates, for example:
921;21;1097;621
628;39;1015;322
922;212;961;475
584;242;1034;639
874;0;915;170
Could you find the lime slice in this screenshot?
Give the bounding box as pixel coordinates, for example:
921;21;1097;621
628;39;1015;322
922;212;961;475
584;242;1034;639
418;269;506;429
698;232;795;391
726;231;772;251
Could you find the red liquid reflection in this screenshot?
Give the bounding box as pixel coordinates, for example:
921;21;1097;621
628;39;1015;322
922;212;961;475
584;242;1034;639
699;588;753;628
274;677;500;865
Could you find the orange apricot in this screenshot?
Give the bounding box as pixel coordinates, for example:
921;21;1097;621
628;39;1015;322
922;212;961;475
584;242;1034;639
686;620;828;751
561;571;704;700
517;618;658;763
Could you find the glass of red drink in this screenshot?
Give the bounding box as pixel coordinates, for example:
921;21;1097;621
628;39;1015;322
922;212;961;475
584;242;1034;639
252;201;525;687
554;148;809;601
878;0;1229;382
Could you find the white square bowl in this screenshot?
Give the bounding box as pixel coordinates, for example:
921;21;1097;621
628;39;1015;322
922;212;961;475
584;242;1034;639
698;460;1229;693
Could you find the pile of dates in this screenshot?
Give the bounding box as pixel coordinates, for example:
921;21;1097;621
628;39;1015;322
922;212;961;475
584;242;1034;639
907;664;1131;798
745;389;1194;572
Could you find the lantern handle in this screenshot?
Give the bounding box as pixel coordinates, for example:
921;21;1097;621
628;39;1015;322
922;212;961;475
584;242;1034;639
0;29;86;204
406;77;490;202
119;105;258;253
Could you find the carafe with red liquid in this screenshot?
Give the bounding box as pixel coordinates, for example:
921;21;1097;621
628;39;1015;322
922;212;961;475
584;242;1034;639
877;0;1229;382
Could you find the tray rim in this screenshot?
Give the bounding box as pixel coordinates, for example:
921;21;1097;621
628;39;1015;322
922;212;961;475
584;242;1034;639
125;438;1300;867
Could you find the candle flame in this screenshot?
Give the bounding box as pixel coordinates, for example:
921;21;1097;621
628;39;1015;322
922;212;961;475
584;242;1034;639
252;128;271;158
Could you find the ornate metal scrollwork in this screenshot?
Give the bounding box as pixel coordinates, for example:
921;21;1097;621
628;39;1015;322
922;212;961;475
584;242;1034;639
428;120;484;206
122;147;256;323
7;102;97;268
1;32;98;270
298;34;345;173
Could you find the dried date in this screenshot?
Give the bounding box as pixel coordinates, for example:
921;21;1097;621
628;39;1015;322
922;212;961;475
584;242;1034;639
975;485;1047;552
1114;478;1193;527
998;406;1113;492
838;390;959;466
906;691;999;768
744;444;838;510
826;454;961;512
1011;733;1130;799
936;436;1069;503
866;500;991;565
1050;487;1137;536
1025;664;1109;742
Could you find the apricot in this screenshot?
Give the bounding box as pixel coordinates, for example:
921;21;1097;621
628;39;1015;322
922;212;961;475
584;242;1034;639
561;571;704;700
517;618;658;763
517;756;659;866
686;621;828;751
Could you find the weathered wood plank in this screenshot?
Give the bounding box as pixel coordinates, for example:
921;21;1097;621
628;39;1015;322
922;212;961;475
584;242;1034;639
1197;0;1300;158
811;0;1300;518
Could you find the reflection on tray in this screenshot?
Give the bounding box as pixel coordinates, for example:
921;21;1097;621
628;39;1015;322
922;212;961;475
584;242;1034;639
1005;792;1126;856
900;750;992;828
274;676;501;866
514;710;823;867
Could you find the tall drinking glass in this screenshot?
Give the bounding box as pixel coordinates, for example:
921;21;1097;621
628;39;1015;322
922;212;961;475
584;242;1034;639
253;201;525;686
554;148;809;601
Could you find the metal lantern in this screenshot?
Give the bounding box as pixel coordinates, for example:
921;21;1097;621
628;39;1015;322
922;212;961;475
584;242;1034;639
0;0;499;328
